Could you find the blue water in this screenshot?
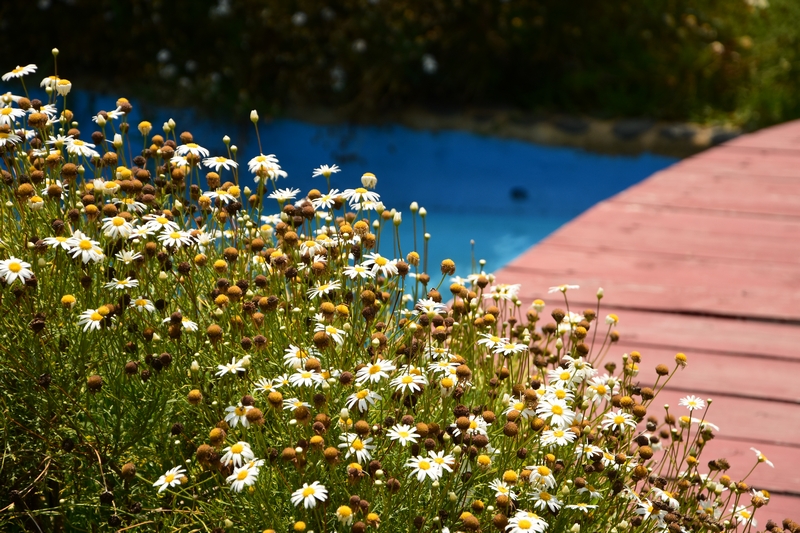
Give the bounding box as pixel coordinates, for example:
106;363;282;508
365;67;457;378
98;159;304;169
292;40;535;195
59;92;677;276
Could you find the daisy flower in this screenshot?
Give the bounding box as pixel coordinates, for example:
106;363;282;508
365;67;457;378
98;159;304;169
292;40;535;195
338;433;376;463
283;345;319;369
104;277;139;291
216;356;247;377
650;487;679;510
489;479;517;501
314;322;346;345
158;229;194;248
406;455;442;482
129;297;155;313
311;189;341;210
283;398;310;411
312;164;340;178
361;253;398;277
565;503;598;513
449;414;488;438
345;389;382;413
386;424;419;446
531;489;561;512
115;250;143;264
493;341;528;356
355;359;396;385
307;279;341;299
535;397;575;428
548;284;580;293
0;106;26;126
484;283;521;301
153;466;186;493
416;298;447;315
102;216;133;239
143;214;180;233
206;188;239;205
65;138;99;159
527;465;556;489
342;187;380;206
226;463;259;492
547;367;578;388
428;450;455;473
0;256;33;285
291;481;328;509
175;142;209;158
220;441;255;468
601;409;637;432
267;188;300;202
2;64;37;81
0;130;22;148
750;447;774;467
203;156;238;172
506;511;548;533
336;505;355;526
288;370;324;388
477;333;506;350
679;395;706;411
540;427;577;447
586;375;616;402
390;372;428;394
504;396;536;420
78;308;106;332
170;154;190;168
66;231;105;263
224;403;253;428
342;264;375;279
248;154;287;180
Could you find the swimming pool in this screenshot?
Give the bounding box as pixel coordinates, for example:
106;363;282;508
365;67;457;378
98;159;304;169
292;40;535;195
69;93;676;277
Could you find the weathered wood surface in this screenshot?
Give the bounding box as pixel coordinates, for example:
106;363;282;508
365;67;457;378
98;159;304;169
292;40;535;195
495;121;800;523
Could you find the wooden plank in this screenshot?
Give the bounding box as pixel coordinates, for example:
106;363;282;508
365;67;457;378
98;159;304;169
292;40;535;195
611;174;800;218
630;346;800;403
500;245;800;320
725;121;800;151
599;309;800;362
540;201;800;265
665;149;800;179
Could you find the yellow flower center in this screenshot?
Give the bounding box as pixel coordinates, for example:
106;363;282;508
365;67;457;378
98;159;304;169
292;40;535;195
518;520;531;530
73;139;85;146
79;239;92;250
537;466;550;476
540;491;551;501
302;372;311;379
551;405;563;415
375;257;387;266
417;460;431;470
352;439;364;451
356;390;369;399
369;364;381;374
559;371;570;380
231;443;243;454
235;407;246;416
237;470;249;480
302;487;315;497
112;217;124;226
8;262;21;273
402;376;413;384
555;390;567;399
355;187;367;194
164;474;175;483
90;312;103;321
136;299;148;307
614;415;625;424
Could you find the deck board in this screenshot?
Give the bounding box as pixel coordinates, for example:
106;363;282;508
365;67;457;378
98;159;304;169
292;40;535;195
495;119;800;523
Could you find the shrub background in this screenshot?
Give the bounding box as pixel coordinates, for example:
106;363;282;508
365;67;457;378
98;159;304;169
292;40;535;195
2;0;799;129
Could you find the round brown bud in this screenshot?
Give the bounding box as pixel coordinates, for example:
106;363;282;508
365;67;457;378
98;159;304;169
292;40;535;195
206;324;223;342
503;422;518;437
281;447;297;461
323;446;340;464
121;462;136;480
187;389;203;405
87;375;103;392
655;364;669;376
638;446;654;459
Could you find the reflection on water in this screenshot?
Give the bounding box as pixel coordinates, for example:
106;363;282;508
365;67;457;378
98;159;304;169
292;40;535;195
70;92;676;277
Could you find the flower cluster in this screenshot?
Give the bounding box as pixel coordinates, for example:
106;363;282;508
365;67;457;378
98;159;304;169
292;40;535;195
0;59;793;533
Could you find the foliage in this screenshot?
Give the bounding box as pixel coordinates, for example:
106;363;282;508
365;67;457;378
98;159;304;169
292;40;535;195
0;65;794;533
1;1;799;128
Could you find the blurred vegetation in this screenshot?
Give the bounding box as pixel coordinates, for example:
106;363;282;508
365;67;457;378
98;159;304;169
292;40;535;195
1;0;798;129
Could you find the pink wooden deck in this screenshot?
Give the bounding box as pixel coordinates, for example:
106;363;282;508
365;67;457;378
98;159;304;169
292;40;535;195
495;121;800;522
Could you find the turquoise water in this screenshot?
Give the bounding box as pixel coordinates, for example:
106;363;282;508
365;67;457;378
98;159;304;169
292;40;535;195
65;93;676;277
